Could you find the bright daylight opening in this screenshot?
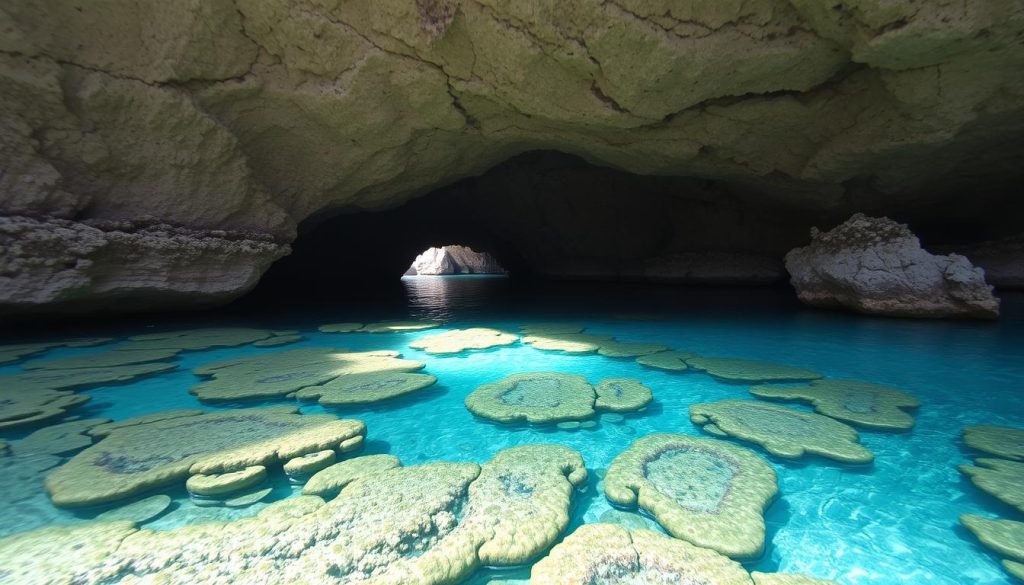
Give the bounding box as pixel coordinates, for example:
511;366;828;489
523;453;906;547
403;245;507;277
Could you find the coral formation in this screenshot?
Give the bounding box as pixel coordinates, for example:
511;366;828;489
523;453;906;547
690;400;874;464
294;371;437;406
408;327;519;354
45;406;365;507
604;433;777;558
750;380;920;430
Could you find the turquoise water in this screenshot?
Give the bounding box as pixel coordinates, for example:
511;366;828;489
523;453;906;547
1;276;1023;584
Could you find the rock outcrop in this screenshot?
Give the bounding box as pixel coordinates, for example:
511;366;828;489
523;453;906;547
3;0;1024;313
785;214;1000;319
406;245;505;275
936;236;1024;289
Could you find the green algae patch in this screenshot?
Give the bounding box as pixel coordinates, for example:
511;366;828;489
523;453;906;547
960;514;1024;563
751;573;841;585
687;356;823;382
318;322;364;333
960;458;1024;513
302;453;402;497
95;494;172;524
361;319;442;333
0;389;91;430
750;380;920;430
636;350;697;371
530;524;753;584
186;465;267;497
4;445;585;585
24;348;181;371
89;409;205;438
595;378;653;412
252;334;303;347
964;425;1024;461
45;406;366;508
121;328;274;351
605;433;777;559
409;327;519;354
690;400;874;464
466;372;596;423
294;371;437;406
0;361;177;394
190;347;425;401
12;418;109;456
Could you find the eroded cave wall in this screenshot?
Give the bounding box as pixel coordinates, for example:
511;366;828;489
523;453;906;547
2;0;1024;313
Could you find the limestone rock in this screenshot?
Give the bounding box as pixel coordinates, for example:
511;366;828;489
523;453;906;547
407;245;506;275
785;214;1000;319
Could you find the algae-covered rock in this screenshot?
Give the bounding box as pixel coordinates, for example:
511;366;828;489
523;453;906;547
530;524;753;584
95;494;172;524
596;340;670;358
521;333;612;353
960;514;1024;563
3;445;585;584
190;347;425;401
0;338;113;365
23;347;181;371
595;378;653;412
409;327;519;354
318;322;364;333
636;350;697;371
687;357;823;382
294;371;437;406
361;320;441;333
960;458;1024;513
302;453;401;497
12;418;109;456
751;380;920;430
964;425;1024;460
0;361;177;393
45;406;365;507
283;450;336;477
122;328;275;350
186;465;267;497
466;372;596;424
1004;560;1024;581
252;334;303;347
519;323;585;336
224;487;273;507
690;400;874;464
89;409;205;438
605;433;777;559
751;573;841;585
0;389;90;430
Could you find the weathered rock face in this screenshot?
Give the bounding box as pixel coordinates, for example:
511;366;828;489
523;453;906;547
407;245;505;275
936;236;1024;289
785;214;1000;319
3;0;1024;313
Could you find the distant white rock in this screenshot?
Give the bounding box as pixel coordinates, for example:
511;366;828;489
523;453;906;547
785;214;1000;319
406;245;506;276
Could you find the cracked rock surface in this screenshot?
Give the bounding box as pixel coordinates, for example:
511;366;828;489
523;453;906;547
3;0;1023;313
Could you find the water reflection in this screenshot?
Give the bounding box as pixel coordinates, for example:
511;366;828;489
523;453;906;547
400;275;510;321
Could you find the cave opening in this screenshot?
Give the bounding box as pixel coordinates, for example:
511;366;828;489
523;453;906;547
403;245;508;277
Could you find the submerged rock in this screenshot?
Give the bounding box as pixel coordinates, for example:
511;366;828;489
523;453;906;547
408;245;506;275
750;380;920;430
785;214;1000;319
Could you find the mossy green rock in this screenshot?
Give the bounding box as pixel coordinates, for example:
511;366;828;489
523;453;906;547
466;372;595;424
751;573;841;585
596;340;669;358
252;334;303;347
283;450;336;477
23;348;181;371
2;445;586;584
0;361;177;394
690;399;874;464
960;458;1024;513
45;406;365;507
12;418;109;456
964;425;1024;460
594;378;653;412
960;514;1024;563
519;323;585;336
318;322;364;333
0;389;91;430
521;332;612;353
605;433;777;559
636;350;697;371
95;494;172;524
89;409;205;438
687;356;822;382
122;328;274;350
303;453;402;497
186;465;267;497
750;380;920;430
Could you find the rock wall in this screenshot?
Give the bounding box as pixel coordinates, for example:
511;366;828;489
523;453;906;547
3;0;1024;313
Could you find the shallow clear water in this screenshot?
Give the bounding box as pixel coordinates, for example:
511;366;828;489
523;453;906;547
2;276;1022;584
